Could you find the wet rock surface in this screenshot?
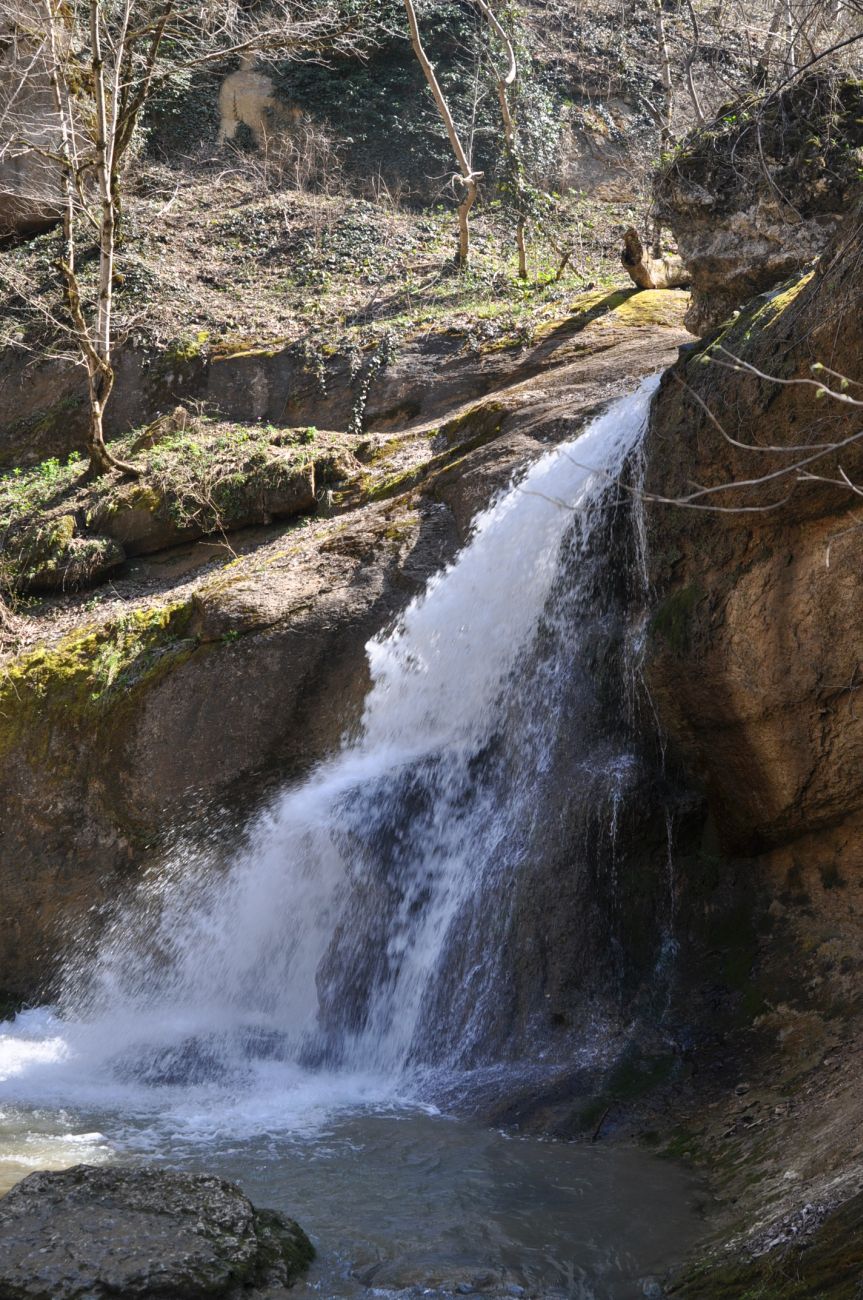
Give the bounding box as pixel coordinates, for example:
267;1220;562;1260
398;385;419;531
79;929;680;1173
0;1164;314;1298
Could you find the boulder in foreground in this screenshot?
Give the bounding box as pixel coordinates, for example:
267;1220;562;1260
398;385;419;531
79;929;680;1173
0;1164;314;1299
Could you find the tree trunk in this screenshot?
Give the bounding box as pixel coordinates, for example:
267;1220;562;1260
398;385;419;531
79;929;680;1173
458;179;478;265
516;218;527;280
85;0;138;478
403;0;481;268
683;0;705;125
652;0;674;256
486;10;526;278
621;226;689;290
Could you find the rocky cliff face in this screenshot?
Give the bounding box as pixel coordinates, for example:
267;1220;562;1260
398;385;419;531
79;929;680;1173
644;218;863;853
654;73;863;334
0;7;63;239
642;207;863;1281
0;290;692;1002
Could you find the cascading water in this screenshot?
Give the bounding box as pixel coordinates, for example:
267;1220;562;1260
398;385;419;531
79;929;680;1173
0;376;708;1298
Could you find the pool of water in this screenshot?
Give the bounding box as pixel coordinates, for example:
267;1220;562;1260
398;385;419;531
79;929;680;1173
0;1095;708;1299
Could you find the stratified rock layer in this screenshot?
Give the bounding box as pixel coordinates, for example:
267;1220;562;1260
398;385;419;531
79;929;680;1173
0;1164;314;1299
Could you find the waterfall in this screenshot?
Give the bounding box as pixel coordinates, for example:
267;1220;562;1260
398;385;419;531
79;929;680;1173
0;376;663;1135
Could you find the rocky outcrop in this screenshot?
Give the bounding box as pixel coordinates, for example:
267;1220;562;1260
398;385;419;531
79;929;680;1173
654;73;863;334
642;211;863;1278
0;291;693;1000
0;286;686;470
0;6;63;239
0;1164;313;1298
644;220;863;852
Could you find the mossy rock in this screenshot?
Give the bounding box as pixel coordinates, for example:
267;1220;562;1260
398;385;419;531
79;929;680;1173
313;447;362;486
92;456;316;556
9;515;125;594
605;289;691;329
0;602;197;766
440;401;507;447
89;483;192;556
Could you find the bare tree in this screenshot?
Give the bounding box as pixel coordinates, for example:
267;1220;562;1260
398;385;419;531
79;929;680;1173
0;0;375;476
470;0;529;278
402;0;482;267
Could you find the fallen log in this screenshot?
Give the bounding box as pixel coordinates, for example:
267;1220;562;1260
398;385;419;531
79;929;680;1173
621;226;689;290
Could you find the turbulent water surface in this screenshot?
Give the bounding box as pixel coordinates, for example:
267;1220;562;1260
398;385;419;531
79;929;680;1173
0;378;709;1297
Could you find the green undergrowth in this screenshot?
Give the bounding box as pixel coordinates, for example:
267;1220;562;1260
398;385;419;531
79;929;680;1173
0;419;359;598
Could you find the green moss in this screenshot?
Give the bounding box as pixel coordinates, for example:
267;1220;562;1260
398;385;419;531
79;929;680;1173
606;288;690;328
650;584;703;655
364;465;421;503
382;511;418;543
696;268;815;366
210;338;286;362
163;331;210;364
528;288;635;345
360;415;510;505
0;602;197;766
761;271;814;324
440;401;506;446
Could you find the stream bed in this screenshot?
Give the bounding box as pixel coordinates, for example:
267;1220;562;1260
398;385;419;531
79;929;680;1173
0;1015;708;1300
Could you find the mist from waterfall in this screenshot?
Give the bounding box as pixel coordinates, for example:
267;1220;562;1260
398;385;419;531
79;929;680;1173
0;376;661;1138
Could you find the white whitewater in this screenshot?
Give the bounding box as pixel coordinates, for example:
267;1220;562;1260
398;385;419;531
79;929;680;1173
0;377;659;1143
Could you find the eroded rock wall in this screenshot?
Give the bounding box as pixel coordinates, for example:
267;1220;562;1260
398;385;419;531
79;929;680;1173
654;73;863;335
644;220;863;853
641;211;863;1273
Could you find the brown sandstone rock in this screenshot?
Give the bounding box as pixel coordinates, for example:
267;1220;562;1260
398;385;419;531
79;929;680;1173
644;210;863;853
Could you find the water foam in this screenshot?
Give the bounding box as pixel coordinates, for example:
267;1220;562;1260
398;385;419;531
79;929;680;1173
0;377;659;1142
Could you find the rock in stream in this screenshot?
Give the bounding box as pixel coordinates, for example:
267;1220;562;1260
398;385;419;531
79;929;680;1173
0;1164;314;1299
